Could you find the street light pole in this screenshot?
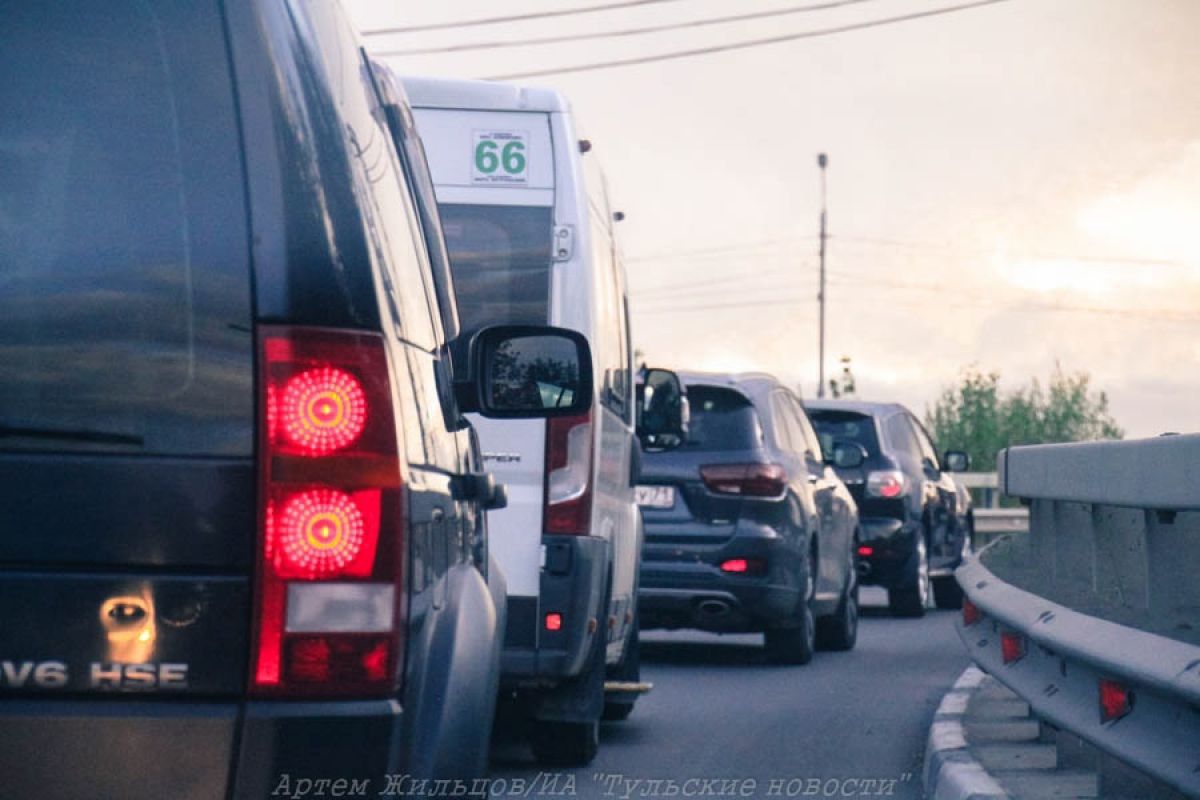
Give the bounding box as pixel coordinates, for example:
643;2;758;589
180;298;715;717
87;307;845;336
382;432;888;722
817;152;828;398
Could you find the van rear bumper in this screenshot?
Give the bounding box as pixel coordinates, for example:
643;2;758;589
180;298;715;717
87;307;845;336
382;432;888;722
0;698;402;800
500;534;607;685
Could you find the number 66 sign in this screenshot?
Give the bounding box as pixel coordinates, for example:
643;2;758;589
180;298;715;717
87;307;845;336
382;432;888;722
472;130;528;185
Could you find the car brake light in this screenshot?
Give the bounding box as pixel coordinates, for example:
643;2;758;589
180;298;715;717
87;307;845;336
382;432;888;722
544;411;593;535
252;326;405;699
545;612;564;632
866;470;909;499
857;545;874;557
700;463;787;497
962;597;982;626
1001;631;1026;664
1099;679;1133;724
720;558;766;575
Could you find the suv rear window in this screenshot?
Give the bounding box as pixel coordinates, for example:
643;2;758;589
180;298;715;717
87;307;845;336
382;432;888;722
683;385;762;451
0;2;253;456
439;203;552;331
807;410;882;460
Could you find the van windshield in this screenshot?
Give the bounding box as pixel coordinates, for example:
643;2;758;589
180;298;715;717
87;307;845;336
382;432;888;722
438;204;552;330
0;2;253;456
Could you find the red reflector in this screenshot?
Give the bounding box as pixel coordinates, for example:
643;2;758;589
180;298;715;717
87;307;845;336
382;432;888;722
721;558;749;573
857;545;874;557
280;367;368;455
1001;631;1026;664
963;597;982;626
285;635;392;687
545;613;563;632
700;463;787;497
1099;679;1133;723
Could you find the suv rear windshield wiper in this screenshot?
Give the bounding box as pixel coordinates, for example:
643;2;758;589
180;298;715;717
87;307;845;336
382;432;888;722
0;424;145;447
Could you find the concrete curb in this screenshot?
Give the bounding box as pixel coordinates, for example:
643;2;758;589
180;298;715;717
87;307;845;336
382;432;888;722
923;666;1011;800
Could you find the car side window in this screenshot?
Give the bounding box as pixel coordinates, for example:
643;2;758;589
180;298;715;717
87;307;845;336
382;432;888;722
789;397;825;461
886;414;922;462
909;415;941;469
769;392;803;454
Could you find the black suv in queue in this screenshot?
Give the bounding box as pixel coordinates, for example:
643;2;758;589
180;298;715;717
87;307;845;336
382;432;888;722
805;400;972;616
636;373;862;664
0;3;593;796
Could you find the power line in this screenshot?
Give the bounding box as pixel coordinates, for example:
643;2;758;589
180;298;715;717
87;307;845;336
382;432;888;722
483;0;1011;80
362;0;691;36
376;0;885;57
626;237;815;263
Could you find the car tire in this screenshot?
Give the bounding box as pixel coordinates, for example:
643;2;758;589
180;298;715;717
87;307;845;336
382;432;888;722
888;533;930;618
816;545;859;651
602;606;640;722
932;576;964;609
528;718;600;766
765;547;816;665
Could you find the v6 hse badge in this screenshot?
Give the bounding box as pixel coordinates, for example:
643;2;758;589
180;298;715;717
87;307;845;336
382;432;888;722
0;660;188;691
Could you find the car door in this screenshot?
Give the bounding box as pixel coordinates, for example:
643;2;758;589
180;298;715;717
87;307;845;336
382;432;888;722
908;415;960;567
768;391;829;592
782;396;844;599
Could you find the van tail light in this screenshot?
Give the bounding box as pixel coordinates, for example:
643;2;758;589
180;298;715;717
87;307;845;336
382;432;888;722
700;463;787;497
252;326;405;699
866;469;909;499
544;411;593;535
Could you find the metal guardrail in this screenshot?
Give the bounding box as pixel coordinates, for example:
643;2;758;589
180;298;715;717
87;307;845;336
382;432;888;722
955;435;1200;798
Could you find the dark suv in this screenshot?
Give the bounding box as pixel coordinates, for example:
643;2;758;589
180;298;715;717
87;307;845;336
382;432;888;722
0;3;592;797
636;373;861;664
805;400;972;616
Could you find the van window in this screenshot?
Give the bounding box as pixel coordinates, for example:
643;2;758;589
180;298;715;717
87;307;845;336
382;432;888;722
438;204;552;330
0;2;253;456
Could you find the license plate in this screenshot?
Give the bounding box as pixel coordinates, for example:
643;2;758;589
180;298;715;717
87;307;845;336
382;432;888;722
635;485;675;508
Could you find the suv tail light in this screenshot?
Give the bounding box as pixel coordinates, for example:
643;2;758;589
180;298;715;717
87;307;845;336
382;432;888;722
252;326;405;698
866;469;909;499
544;411;593;535
700;463;787;497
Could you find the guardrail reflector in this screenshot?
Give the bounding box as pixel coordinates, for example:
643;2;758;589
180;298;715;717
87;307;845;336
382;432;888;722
963;597;982;626
1099;679;1133;723
1001;631;1026;664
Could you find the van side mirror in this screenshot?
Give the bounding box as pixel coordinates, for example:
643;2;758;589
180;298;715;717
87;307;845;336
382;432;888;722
636;368;688;449
459;325;593;418
943;450;970;472
829;440;868;469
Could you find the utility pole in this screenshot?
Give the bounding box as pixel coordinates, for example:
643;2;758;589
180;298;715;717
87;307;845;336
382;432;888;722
817;152;828;398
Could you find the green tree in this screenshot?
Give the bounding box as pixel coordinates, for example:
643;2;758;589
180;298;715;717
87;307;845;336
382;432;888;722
925;364;1123;472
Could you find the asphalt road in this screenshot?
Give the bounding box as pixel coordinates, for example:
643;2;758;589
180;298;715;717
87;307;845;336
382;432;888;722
491;589;971;800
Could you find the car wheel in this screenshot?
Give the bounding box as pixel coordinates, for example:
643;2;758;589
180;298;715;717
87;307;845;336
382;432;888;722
816;544;859;651
765;547;816;665
933;523;971;610
888;533;930;618
528;718;600;766
602;605;640;722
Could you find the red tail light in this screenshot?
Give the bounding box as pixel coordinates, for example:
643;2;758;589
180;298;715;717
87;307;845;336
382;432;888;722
1001;631;1026;664
544;411;593;535
1099;679;1133;723
700;463;787;497
544;613;564;632
857;545;875;558
962;597;982;626
866;470;908;499
252;327;405;698
720;558;766;575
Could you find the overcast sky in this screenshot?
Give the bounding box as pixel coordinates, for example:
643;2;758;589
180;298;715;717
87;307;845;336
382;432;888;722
349;0;1200;438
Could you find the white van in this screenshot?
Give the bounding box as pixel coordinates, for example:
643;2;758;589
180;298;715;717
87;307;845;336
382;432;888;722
403;76;649;764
